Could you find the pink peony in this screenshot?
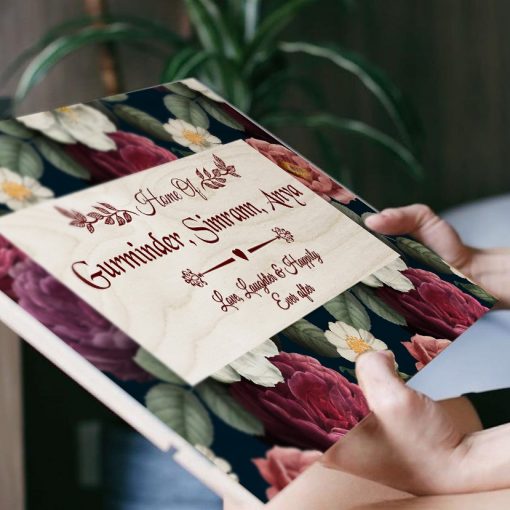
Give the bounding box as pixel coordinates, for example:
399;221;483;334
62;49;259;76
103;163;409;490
378;268;488;340
11;260;151;382
67;131;178;183
402;334;452;370
245;138;355;203
0;235;25;299
253;446;322;500
230;352;368;451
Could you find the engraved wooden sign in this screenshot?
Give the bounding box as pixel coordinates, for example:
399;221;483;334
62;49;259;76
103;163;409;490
0;140;397;384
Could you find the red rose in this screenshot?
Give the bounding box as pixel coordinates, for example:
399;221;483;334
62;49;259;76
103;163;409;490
67;131;178;183
402;334;452;370
245;138;355;203
0;235;25;299
230;352;368;451
11;260;151;382
378;268;488;340
253;446;322;500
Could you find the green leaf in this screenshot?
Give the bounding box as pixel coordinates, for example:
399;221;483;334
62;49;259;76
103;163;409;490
33;137;89;179
103;93;129;102
113;104;173;142
246;0;314;66
197;97;244;130
0;119;34;139
163;81;198;98
456;282;498;306
352;284;407;326
244;0;261;42
279;41;423;152
134;348;186;385
338;366;357;380
264;113;423;179
196;380;264;435
323;291;371;330
282;318;339;357
184;0;240;59
14;23;180;102
0;136;43;178
395;237;452;273
161;48;210;83
163;95;209;128
331;202;363;225
146;384;213;447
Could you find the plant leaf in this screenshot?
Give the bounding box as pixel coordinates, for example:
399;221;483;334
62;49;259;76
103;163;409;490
0;136;43;178
14;23;181;102
197;97;244;130
456;282;498;306
323;291;371;330
184;0;240;59
161;49;210;83
263;113;423;179
163;94;209;128
395;236;452;273
246;0;314;67
196;380;264;435
282;318;339;357
352;284;407;326
33;137;89;179
134;348;186;385
146;383;213;447
244;0;261;42
279;41;423;152
0;119;34;139
113;104;173;141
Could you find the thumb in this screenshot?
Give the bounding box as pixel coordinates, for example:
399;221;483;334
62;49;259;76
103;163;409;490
364;204;471;269
355;351;408;416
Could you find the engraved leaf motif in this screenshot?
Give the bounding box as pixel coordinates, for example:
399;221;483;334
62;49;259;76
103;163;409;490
99;202;116;211
93;206;111;214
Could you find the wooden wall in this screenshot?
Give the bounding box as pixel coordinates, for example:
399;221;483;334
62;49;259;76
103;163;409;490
295;0;510;210
2;0;510;210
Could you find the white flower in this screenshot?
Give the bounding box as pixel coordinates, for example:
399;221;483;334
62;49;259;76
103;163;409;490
195;445;239;482
212;339;283;387
163;119;221;152
325;321;388;362
18;104;116;151
0;167;53;210
362;257;414;292
180;78;224;102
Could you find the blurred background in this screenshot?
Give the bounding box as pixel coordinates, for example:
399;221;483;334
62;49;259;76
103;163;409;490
1;1;510;509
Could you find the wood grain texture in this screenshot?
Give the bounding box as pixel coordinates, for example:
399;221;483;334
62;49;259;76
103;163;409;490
0;326;24;510
286;0;510;211
0;140;397;383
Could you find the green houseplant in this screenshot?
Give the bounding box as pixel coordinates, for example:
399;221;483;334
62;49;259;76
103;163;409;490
1;0;423;187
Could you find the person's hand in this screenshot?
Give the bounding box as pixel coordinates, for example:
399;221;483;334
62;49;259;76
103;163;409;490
364;204;510;308
322;350;510;495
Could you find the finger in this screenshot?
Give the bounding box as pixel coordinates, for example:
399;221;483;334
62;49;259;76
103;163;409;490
355;351;408;415
364;204;471;267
